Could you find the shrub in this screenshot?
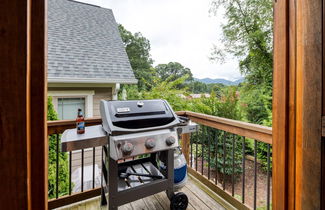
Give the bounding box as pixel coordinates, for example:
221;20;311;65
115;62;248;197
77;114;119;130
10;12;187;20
239;87;273;171
121;75;191;111
192;127;243;177
48;97;69;198
189;88;245;178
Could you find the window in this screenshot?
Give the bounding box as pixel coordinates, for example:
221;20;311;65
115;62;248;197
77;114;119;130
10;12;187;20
48;90;94;119
58;98;85;120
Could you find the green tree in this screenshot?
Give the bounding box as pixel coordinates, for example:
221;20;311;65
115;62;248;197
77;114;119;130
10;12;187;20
118;24;155;90
48;97;69;198
133;75;191;111
155;62;193;84
210;0;273;122
187;81;209;93
210;0;273;170
210;0;273;90
240;87;271;124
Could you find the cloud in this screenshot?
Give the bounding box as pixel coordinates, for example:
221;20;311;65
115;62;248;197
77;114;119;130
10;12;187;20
77;0;242;80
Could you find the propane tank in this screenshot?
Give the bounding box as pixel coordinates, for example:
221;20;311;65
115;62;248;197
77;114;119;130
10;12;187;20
159;147;187;190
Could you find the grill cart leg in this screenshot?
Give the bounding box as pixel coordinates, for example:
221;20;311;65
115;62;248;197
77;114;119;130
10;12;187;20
108;157;118;210
101;146;108;206
150;153;158;168
166;149;175;200
165;149;189;210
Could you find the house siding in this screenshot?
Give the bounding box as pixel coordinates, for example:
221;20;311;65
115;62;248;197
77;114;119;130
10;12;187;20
48;86;112;117
92;88;112;117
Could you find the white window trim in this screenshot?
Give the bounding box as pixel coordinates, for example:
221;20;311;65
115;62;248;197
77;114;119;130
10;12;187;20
48;90;94;118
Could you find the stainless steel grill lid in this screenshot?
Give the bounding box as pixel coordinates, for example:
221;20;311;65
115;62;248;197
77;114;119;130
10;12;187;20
100;99;180;135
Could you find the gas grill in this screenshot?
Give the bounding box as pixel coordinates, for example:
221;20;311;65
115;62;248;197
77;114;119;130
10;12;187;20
61;99;198;210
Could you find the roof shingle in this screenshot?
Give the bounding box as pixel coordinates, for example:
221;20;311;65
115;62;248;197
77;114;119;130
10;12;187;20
48;0;137;83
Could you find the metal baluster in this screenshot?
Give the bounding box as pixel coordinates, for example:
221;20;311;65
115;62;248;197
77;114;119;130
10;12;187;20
242;137;246;203
56;134;59;199
208;127;211;180
201;126;205;175
223;132;227;190
190;131;193;168
100;146;107;206
254;140;257;210
196;131;198;171
267;144;271;210
215;130;219;185
81;149;84;192
232;134;235;196
93;147;95;189
69;151;72;195
101;147;103;187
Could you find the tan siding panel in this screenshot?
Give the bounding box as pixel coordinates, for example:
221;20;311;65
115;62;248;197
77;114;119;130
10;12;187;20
48;87;112;117
93;88;112;117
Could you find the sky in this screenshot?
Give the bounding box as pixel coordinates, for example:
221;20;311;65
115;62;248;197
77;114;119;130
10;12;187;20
78;0;242;80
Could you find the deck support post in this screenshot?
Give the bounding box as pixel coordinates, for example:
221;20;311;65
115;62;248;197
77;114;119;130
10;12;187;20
273;0;323;209
181;133;191;164
0;0;47;209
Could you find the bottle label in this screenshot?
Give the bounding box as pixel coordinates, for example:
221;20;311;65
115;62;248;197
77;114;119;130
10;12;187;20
77;122;85;130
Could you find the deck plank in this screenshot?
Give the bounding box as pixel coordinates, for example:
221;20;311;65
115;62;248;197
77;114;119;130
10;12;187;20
154;191;196;210
181;186;211;210
153;192;170;210
186;180;225;210
130;199;148;210
142;195;164;210
118;203;132;210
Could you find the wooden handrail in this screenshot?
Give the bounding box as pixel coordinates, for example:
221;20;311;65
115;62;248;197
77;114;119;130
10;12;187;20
47;112;272;143
176;111;272;145
48;188;101;209
47;117;102;135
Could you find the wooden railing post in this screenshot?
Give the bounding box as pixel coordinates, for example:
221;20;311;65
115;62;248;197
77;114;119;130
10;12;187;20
181;133;190;164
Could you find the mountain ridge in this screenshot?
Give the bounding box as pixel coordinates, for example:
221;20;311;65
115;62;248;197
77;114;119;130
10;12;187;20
194;77;244;85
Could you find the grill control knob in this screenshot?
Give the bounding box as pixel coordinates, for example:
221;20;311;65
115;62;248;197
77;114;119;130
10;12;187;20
145;138;156;149
166;136;176;146
122;143;134;155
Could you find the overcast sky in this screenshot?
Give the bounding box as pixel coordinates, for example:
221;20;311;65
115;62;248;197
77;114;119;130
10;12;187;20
79;0;242;80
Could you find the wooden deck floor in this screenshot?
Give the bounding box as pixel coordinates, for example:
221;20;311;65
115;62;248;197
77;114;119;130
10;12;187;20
58;176;229;210
116;177;225;210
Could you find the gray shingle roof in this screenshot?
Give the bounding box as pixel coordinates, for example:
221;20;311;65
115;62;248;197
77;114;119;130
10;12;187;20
48;0;137;84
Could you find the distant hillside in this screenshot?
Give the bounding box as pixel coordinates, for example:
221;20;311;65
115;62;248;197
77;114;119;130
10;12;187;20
195;77;244;85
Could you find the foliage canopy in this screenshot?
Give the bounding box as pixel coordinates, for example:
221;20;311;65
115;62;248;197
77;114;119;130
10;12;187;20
155;62;193;83
118;24;155;90
210;0;273;126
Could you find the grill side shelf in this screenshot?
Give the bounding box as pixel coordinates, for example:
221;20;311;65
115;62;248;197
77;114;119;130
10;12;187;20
61;125;107;152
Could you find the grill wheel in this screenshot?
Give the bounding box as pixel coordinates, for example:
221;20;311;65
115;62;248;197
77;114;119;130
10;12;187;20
170;192;188;210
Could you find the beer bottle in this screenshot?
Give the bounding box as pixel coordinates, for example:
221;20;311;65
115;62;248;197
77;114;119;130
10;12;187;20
76;108;85;134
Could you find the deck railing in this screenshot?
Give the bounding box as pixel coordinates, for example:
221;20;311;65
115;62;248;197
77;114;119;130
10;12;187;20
47;111;272;210
177;111;272;210
47;118;102;209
